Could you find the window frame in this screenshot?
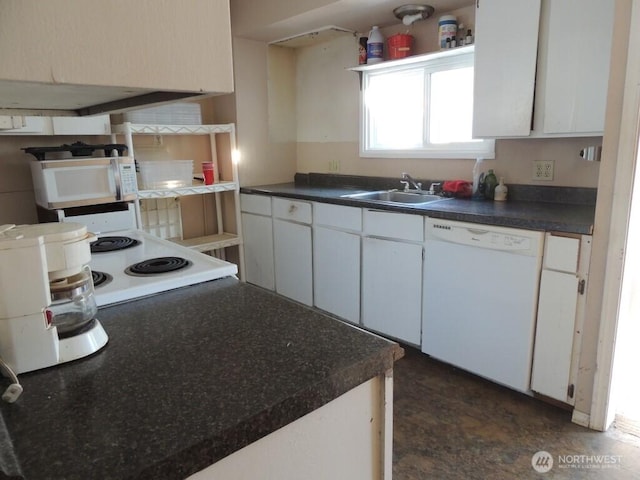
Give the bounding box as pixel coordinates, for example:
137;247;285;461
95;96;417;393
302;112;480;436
358;47;495;159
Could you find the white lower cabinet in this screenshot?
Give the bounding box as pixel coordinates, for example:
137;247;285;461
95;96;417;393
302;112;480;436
531;234;592;404
313;203;362;324
240;194;275;290
361;210;423;346
273;198;313;306
241;213;275;290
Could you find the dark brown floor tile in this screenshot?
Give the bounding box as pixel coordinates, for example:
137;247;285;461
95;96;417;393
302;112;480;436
393;346;640;480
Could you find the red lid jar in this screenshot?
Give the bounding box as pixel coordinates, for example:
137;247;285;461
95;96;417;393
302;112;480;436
387;34;414;60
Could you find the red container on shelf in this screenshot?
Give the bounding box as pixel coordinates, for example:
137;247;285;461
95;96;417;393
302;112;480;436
387;34;414;60
202;162;215;185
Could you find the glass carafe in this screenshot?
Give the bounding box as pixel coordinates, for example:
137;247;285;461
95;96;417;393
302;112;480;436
49;266;98;335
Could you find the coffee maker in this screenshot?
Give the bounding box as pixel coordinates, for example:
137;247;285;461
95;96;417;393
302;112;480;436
0;222;108;379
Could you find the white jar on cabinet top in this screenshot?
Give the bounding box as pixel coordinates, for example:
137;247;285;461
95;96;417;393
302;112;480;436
438;15;457;49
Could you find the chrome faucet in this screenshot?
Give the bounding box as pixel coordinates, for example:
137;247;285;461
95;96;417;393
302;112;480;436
427;182;442;195
400;172;422;191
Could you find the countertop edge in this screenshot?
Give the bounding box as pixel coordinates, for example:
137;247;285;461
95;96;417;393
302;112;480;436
138;342;404;479
240;185;594;235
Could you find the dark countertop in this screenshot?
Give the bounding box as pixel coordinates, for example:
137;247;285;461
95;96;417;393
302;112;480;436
241;181;595;235
0;278;403;480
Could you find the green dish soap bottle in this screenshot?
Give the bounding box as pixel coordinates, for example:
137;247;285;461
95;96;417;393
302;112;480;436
484;169;498;200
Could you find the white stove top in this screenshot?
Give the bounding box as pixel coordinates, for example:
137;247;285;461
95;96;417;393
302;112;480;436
89;229;237;306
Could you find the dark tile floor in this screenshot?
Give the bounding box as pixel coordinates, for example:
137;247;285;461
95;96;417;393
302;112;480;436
393;346;640;479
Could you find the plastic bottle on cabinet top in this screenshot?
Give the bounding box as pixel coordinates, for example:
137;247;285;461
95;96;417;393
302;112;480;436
358;37;368;65
367;26;385;64
472;157;484;199
465;29;474;45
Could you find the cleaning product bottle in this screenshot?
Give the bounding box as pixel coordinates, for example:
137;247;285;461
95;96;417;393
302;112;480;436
472;157;484;200
438;15;457;49
494;177;508;201
484;169;498;200
367;26;385;64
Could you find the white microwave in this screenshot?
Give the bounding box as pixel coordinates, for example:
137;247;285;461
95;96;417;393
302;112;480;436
30;156;138;209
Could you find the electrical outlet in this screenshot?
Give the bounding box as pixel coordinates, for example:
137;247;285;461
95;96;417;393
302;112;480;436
328;160;340;172
533;160;554;181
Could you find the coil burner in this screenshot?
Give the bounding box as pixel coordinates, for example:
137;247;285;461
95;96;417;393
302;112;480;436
125;257;192;277
91;236;140;253
91;270;112;289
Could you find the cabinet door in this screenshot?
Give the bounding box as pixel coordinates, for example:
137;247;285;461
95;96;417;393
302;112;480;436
363;209;423;242
0;116;46;134
0;1;233;95
313;227;360;324
51;115;111;135
273;219;313;306
362;237;422;345
531;269;579;402
241;193;272;216
540;0;614;134
472;0;541;137
241;213;275;291
273;198;312;224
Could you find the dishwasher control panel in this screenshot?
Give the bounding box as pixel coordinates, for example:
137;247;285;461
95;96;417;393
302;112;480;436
426;219;542;256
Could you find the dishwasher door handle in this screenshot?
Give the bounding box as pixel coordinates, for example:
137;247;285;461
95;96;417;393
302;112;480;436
466;228;489;235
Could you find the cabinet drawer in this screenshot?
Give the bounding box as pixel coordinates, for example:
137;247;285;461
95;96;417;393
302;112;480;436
240;194;272;216
273;198;312;224
313;202;362;231
544;234;580;273
52;115;111;135
363;209;423;242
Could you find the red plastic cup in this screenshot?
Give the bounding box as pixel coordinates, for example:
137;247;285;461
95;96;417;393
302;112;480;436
202;162;215;185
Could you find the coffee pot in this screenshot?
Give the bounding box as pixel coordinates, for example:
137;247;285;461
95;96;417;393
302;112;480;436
0;223;108;382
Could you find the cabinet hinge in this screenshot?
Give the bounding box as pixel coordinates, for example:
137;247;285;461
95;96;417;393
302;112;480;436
568;383;575;399
578;279;586;295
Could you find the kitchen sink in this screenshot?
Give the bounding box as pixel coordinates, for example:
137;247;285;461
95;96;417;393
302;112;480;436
341;189;449;205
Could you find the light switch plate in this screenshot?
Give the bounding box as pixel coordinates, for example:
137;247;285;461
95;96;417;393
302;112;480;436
533;160;554;181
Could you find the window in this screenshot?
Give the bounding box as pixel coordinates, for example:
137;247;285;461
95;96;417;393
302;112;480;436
360;48;494;159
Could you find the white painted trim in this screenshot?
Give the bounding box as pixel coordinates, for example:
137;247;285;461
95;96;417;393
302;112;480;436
589;0;640;432
572;409;591;428
382;370;394;480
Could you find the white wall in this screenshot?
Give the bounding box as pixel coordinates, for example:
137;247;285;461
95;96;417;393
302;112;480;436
229;37;298;187
292;5;600;188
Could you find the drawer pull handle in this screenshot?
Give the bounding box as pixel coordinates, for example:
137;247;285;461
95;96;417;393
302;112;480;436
289;205;298;214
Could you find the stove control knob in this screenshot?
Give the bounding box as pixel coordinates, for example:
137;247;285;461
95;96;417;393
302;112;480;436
44;309;54;328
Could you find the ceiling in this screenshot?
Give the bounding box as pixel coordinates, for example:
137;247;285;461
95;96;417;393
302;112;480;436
231;0;474;46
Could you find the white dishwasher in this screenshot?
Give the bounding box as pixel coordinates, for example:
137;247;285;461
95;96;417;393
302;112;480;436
422;218;544;393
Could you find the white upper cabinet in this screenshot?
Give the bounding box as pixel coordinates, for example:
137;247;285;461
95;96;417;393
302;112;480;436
473;0;614;138
0;0;233;115
0;115;110;135
473;0;541;138
535;0;614;135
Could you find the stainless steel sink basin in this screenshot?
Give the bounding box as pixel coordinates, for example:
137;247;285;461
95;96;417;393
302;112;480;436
342;189;448;205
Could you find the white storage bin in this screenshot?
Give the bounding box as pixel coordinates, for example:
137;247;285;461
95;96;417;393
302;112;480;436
138;160;193;190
